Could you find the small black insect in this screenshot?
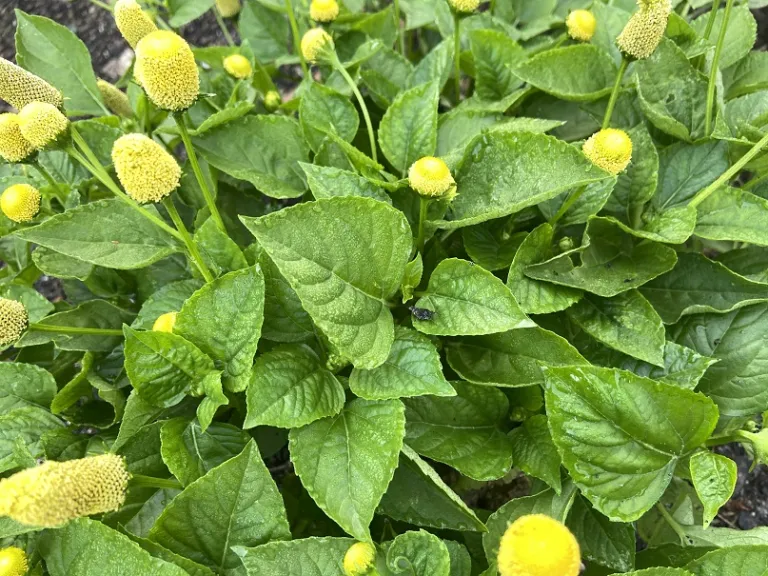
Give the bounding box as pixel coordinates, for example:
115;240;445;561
409;306;435;321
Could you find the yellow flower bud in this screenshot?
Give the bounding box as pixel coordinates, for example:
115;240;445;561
135;31;199;111
216;0;241;18
343;542;376;576
448;0;480;13
223;54;252;80
153;311;177;333
408;156;456;198
0;58;63;112
498;514;581;576
112;133;181;204
301;28;335;63
264;90;281;112
114;0;158;49
17;102;69;151
0;114;35;163
0;454;129;528
310;0;340;23
582;128;633;175
0;298;27;347
1;184;41;223
566;10;596;42
97;80;133;118
616;0;672;60
0;547;28;576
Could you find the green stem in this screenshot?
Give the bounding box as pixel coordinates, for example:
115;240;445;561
705;0;734;136
162;197;214;283
706;430;751;447
417;196;430;253
702;0;722;40
130;474;183;490
690;130;768;209
174;114;227;233
31;161;66;205
743;172;768;191
550;185;586;226
453;12;462;103
88;0;113;12
28;324;123;336
490;0;496;15
285;0;309;77
656;503;690;546
333;60;378;164
602;56;629;130
227;80;243;107
214;7;236;46
393;0;405;55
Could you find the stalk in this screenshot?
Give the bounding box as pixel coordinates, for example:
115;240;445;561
417;197;431;253
31;160;66;205
656;503;690;546
453;12;462;103
550;185;586;226
602;56;629;130
162;197;214;282
702;0;722;40
213;6;236;46
130;474;183;490
393;0;405;55
704;0;734;135
285;0;310;77
28;324;123;336
332;58;378;164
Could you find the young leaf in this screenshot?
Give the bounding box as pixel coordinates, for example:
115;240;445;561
237;537;354;576
470;29;526;101
385;530;451;576
401;253;423;303
509;414;562;493
689;452;737;529
194;217;249;276
300;81;360;153
300;163;391;204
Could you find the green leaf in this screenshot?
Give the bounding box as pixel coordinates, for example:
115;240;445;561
401;253;423;303
124;326;217;408
245;344;345;428
194;217;249;276
238;0;289;63
0;407;63;473
386;530;451;576
132;279;203;330
242;197;412;369
378;445;486;532
160;418;251;486
40;518;189;576
15;11;106;116
695;187;768;246
259;252;315;343
601;207;697;245
289;398;405;541
606;124;659;217
641;253;768;324
445;327;587;388
443;131;610;229
350;326;454;400
237;537;354;576
470;29;525;101
544;365;719;521
685;546;768;576
538;177;617;227
192;116;309;199
175;266;265;393
404;382;513;481
691;4;756;69
149;441;291;572
512;45;616;101
462;222;526;272
723;51;768;99
509;414;562;493
168;0;215;27
407;38;454;90
0;362;56;412
190;101;254;136
301;163;391;204
411;258;532;336
18;201;176;273
652;141;729;211
568;290;666;366
300;81;360;153
689;452;737;529
378;81;440;176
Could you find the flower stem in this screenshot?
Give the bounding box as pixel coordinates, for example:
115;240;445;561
285;0;309;78
213;6;236;47
162;197;214;282
130;474;182;490
702;0;722;40
174;114;227;233
227;80;242;107
417;196;431;253
333;59;378;164
28;324;124;336
393;0;405;55
550;185;586;227
88;0;113;11
31;160;66;205
602;56;629;130
453;12;462;103
656;503;690;546
704;0;734;136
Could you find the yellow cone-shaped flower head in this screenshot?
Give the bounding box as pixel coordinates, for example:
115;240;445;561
0;58;63;112
97;80;133;118
0;114;35;163
114;0;158;49
343;542;376;576
264;90;282;112
616;0;672;60
216;0;242;18
498;514;581;576
1;184;41;223
0;547;27;576
0;454;129;528
311;0;340;22
0;298;27;347
408;156;456;198
566;9;596;42
153;311;177;333
135;31;199;111
223;54;253;80
112;133;181;203
18;102;69;151
583;128;633;175
301;28;335;63
448;0;480;13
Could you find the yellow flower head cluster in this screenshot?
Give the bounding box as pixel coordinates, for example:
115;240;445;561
310;0;340;23
97;80;133;118
0;454;130;528
408;156;456;198
498;514;581;576
0;114;35;163
0;298;27;347
216;0;242;18
153;311;177;333
112;133;181;204
0;58;63;112
223;54;253;80
616;0;672;60
583;128;633;175
566;9;597;42
448;0;480;13
301;28;335;63
343;542;376;576
264;90;281;112
114;0;158;49
0;547;28;576
18;102;69;150
135;31;199;111
1;184;41;223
